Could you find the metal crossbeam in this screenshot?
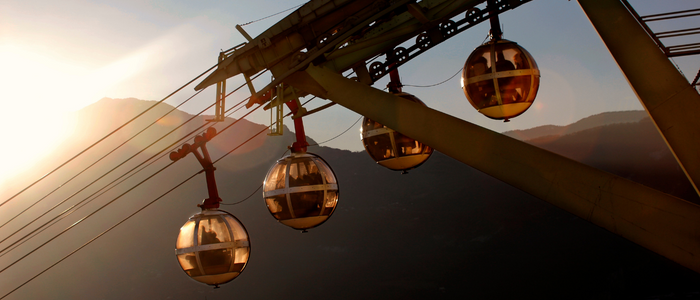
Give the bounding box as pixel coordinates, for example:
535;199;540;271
300;64;700;273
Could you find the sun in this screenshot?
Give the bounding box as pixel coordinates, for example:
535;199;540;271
0;45;87;191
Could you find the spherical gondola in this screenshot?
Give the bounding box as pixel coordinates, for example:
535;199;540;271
263;152;339;231
360;92;433;172
175;209;250;287
461;39;540;121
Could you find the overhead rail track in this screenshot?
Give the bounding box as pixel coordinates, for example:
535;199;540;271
621;0;700;58
194;0;532;108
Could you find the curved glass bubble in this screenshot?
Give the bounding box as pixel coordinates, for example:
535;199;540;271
461;39;540;120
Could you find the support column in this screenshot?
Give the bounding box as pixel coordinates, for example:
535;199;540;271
578;0;700;195
299;64;700;273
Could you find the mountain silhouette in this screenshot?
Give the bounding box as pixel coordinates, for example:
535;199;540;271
1;99;698;300
503;110;649;141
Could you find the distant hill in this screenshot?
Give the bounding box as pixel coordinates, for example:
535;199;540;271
503;110;649;141
2;99;698;300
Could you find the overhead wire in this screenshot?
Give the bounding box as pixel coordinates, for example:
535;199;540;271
0;102;275;299
0;170;199;300
0;103;264;276
308;116;363;146
0;89;205;230
403;67;463;88
0;64;219;209
0;94;254;258
239;3;303;26
222;97;361;206
220;96;322;207
0;93;256;256
0;103;291;298
0;72;268;252
0;69;357;296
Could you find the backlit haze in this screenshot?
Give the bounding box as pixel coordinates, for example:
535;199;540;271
0;0;698;190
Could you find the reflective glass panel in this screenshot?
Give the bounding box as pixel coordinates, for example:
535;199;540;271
177;253;202;277
512;51;530;69
264;161;286;191
363;133;394;161
313;158;337;184
526;75;540;102
223;215;248;241
234;247;250;265
197;216;231;245
466;80;498;109
288;161;299;184
266;195;292;220
321;190;338;216
393;132;422;157
289;191;324;218
306;160;324;185
466;48;492;78
176;220;196;249
290;158;323;187
494;50;515;73
497;77;515;105
494;43;530;70
231;262;246;273
500;75;532;104
362;118;384;134
199;248;233;275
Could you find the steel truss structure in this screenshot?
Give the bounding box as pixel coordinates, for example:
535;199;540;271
195;0;700;273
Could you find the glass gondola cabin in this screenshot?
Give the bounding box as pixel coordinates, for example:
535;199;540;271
175;209;250;287
263;152;339;230
361;92;433;172
461;39;540;121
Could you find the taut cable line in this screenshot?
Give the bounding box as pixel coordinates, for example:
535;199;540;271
0;96;254;255
0;103;264;275
0;90;205;231
0;70;268;232
0;94;254;258
0;70;268;250
0;104;280;298
0;64;218;209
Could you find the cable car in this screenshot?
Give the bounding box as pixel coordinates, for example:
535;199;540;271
263;152;339;231
461;39;540;121
361;92;433;172
175;209;250;287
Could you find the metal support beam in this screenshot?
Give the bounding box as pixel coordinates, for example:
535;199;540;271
299;64;700;273
578;0;700;196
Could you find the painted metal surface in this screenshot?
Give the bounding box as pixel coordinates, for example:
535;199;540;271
578;0;700;195
298;64;700;273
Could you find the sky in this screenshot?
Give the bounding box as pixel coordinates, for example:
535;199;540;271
0;0;698;188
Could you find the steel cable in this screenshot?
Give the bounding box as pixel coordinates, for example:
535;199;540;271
0;94;253;258
0;71;267;251
0;104;272;298
0;64;219;209
0;96;254;255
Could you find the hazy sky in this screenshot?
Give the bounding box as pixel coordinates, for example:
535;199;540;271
0;0;698;187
